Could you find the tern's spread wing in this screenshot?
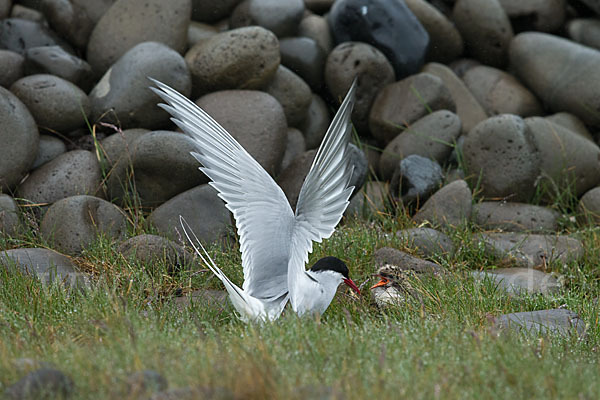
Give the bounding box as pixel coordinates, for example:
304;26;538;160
151;79;295;302
289;80;357;278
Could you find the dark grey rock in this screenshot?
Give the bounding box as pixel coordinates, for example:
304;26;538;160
281;128;306;171
472;202;560;232
380;111;461;180
117;234;195;273
3;368;74;399
390;155;443;205
462;114;541;202
0;194;22;236
298;14;333;53
99;128;150;167
328;0;429;78
324;42;395;133
578;186;600;225
396;227;455;257
0;0;10;18
470;268;559;297
191;0;241;23
23;46;93;90
475;232;584;268
369;73;455;145
579;0;600;15
90;41;191;129
10;5;45;23
346;143;368;196
33;134;66;168
196;90;287;175
374;247;445;274
0;49;24;88
413;179;472;227
567;18;600;50
510;32;600;126
299;94;331;150
86;0;190;75
277;150;315;208
262;65;311;128
106;131;207;207
499;0;565;33
0;86;39;191
279;36;326;91
40;195;128;255
18;150;103;205
545;112;593;141
185;26;279;96
493;309;585;337
453;0;513;67
230;0;304;37
148;184;232;244
0;18;74;55
10;74;91;133
125;370;168;397
304;0;334;13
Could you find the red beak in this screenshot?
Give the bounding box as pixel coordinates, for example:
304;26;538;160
370;277;389;289
343;278;361;295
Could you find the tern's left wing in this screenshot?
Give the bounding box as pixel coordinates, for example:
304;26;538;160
150;79;295;303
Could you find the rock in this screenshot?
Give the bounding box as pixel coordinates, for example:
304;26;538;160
281;128;306;171
470;268;559;297
0;18;74;55
18;150;103;205
277;150;315;208
86;0;190;75
346;143;369;195
11;4;45;23
472;202;560;232
187;21;218;47
191;0;241;22
510;32;600;126
148;184;232;243
0;194;22;236
453;0;513;67
230;0;304;37
498;0;566;32
196;90;287;175
413;179;472;227
23;46;93;90
545;112;593;141
0;248;88;287
422;62;487;134
578;186;600;225
3;368;74;399
126;370;168;397
0;86;39;191
369;73;455;145
379;111;461;180
299;94;331;150
117;234;195;273
328;0;429;78
262;65;311;128
389;155;443;204
526;117;600;197
347;181;390;215
304;0;333;13
107;131;207;207
567;18;600;50
40;195;128;255
449;58;481;78
90;41;191;129
475;232;584;268
10;74;91;133
279;36;326;91
0;0;10;18
33;134;66;168
374;247;445;274
185;26;279;96
99;128;150;167
579;0;600;15
0;49;24;88
493;309;585;337
463;66;543;117
405;0;463;63
324;42;395;133
298;14;333;53
462;114;541;202
396;227;455;257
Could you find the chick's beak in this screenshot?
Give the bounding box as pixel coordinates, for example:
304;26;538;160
343;278;361;295
370;277;389;289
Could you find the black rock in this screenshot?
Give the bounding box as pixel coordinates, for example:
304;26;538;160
328;0;429;78
390;155;443;205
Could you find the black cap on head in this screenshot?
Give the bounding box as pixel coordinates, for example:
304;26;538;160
310;256;349;279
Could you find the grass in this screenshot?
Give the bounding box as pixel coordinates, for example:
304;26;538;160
1;202;599;399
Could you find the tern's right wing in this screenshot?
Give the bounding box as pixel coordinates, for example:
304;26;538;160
151;79;295;302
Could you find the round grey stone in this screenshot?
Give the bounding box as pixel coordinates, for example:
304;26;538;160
117;234;195;273
0;18;74;55
390;155;443;204
412;179;473;227
23;46;93;90
18;150;104;205
493;309;585;337
0;86;39;191
100;128;150;167
281;127;306;171
191;0;241;23
33;134;66;168
277;149;316;208
0;49;24;88
41;0;102;49
230;0;304;37
471;268;559;297
298;14;333;53
396;227;455;257
567;19;600;50
578;186;600;225
185;26;280;96
472;201;560;232
148;184;232;244
279;36;326;90
462;114;541;202
369;73;455;145
40;195;128;255
86;0;191;75
262;65;311;128
0;247;85;286
196;90;287;175
10;74;91;133
0;194;22;236
90;41;191;129
3;368;74;399
374;247;445;274
545;112;593;141
299;94;331;150
325;42;395;134
187;21;219;48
